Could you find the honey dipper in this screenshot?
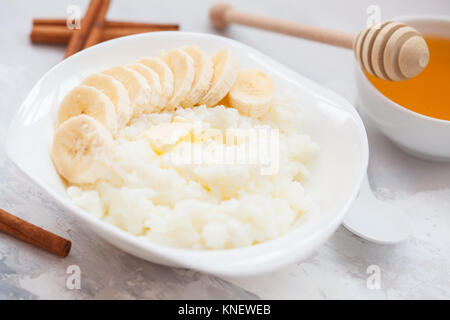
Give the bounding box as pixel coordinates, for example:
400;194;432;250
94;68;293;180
210;3;430;81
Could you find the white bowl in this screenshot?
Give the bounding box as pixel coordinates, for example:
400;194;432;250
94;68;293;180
6;32;368;277
355;15;450;162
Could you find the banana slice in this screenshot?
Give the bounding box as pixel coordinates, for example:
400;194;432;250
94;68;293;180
201;47;239;107
103;66;151;116
82;73;132;128
57;85;118;135
228;69;275;118
181;46;213;107
52;115;114;185
138;57;174;107
162;48;195;109
128;63;162;111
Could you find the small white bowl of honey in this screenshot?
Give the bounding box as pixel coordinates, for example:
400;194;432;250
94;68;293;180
356;15;450;161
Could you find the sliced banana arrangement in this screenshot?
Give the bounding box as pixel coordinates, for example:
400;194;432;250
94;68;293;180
103;66;152;116
163;48;195;109
82;73;132;128
201;48;239;107
229;69;275;117
138;57;174;107
52;115;115;185
181;46;213;107
128;63;162;111
57;85;118;135
52;45;276;185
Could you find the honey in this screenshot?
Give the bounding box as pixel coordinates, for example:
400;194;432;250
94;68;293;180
366;36;450;121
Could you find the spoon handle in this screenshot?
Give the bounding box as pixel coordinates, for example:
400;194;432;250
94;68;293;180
343;175;411;244
210;3;354;48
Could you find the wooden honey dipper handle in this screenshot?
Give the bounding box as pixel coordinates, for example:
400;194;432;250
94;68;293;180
210;2;354;49
210;3;429;81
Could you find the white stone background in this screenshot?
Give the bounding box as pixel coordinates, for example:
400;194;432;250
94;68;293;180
0;0;449;299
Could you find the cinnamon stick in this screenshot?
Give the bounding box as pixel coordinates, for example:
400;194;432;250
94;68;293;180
33;18;70;26
31;25;176;45
102;27;174;41
0;208;71;258
105;21;179;29
65;0;104;58
33;18;180;30
31;25;73;44
83;0;111;48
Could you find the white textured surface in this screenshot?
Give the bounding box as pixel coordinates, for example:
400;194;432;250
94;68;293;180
1;0;449;299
